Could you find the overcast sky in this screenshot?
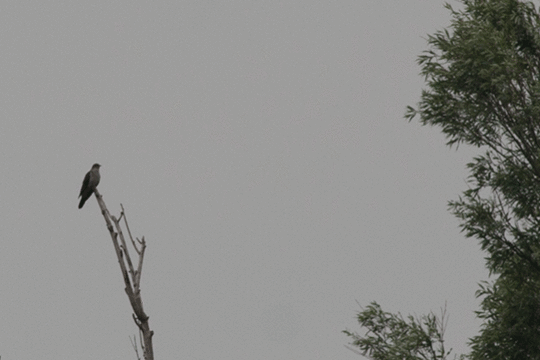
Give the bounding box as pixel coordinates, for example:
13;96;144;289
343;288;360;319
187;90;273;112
0;1;490;359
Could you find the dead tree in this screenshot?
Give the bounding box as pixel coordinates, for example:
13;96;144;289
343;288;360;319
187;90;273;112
94;188;154;360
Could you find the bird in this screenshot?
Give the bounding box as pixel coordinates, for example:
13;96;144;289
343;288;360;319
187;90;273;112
78;163;101;209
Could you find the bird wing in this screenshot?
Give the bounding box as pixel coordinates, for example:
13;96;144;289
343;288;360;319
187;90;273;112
90;168;100;188
79;171;91;197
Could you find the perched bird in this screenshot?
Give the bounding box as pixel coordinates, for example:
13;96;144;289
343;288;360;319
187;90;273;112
78;163;101;209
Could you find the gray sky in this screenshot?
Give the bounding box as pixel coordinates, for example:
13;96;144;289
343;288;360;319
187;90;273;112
0;1;488;359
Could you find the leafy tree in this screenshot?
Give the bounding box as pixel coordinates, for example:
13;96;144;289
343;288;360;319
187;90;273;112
346;0;540;358
343;302;457;360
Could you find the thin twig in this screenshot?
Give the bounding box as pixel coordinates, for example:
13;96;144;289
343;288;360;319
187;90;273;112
135;237;146;288
122;204;141;255
130;335;141;360
111;214;136;281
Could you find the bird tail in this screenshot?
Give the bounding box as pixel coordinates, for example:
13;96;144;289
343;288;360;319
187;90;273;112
78;198;86;209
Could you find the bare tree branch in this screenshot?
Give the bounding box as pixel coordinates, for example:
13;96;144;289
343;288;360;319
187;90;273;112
93;188;154;360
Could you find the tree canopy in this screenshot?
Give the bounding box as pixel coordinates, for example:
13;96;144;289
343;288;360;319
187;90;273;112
343;302;454;360
346;1;540;358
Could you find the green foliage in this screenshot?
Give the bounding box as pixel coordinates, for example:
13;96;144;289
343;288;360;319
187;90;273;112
469;277;540;359
347;1;540;359
407;0;540;358
343;302;457;360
